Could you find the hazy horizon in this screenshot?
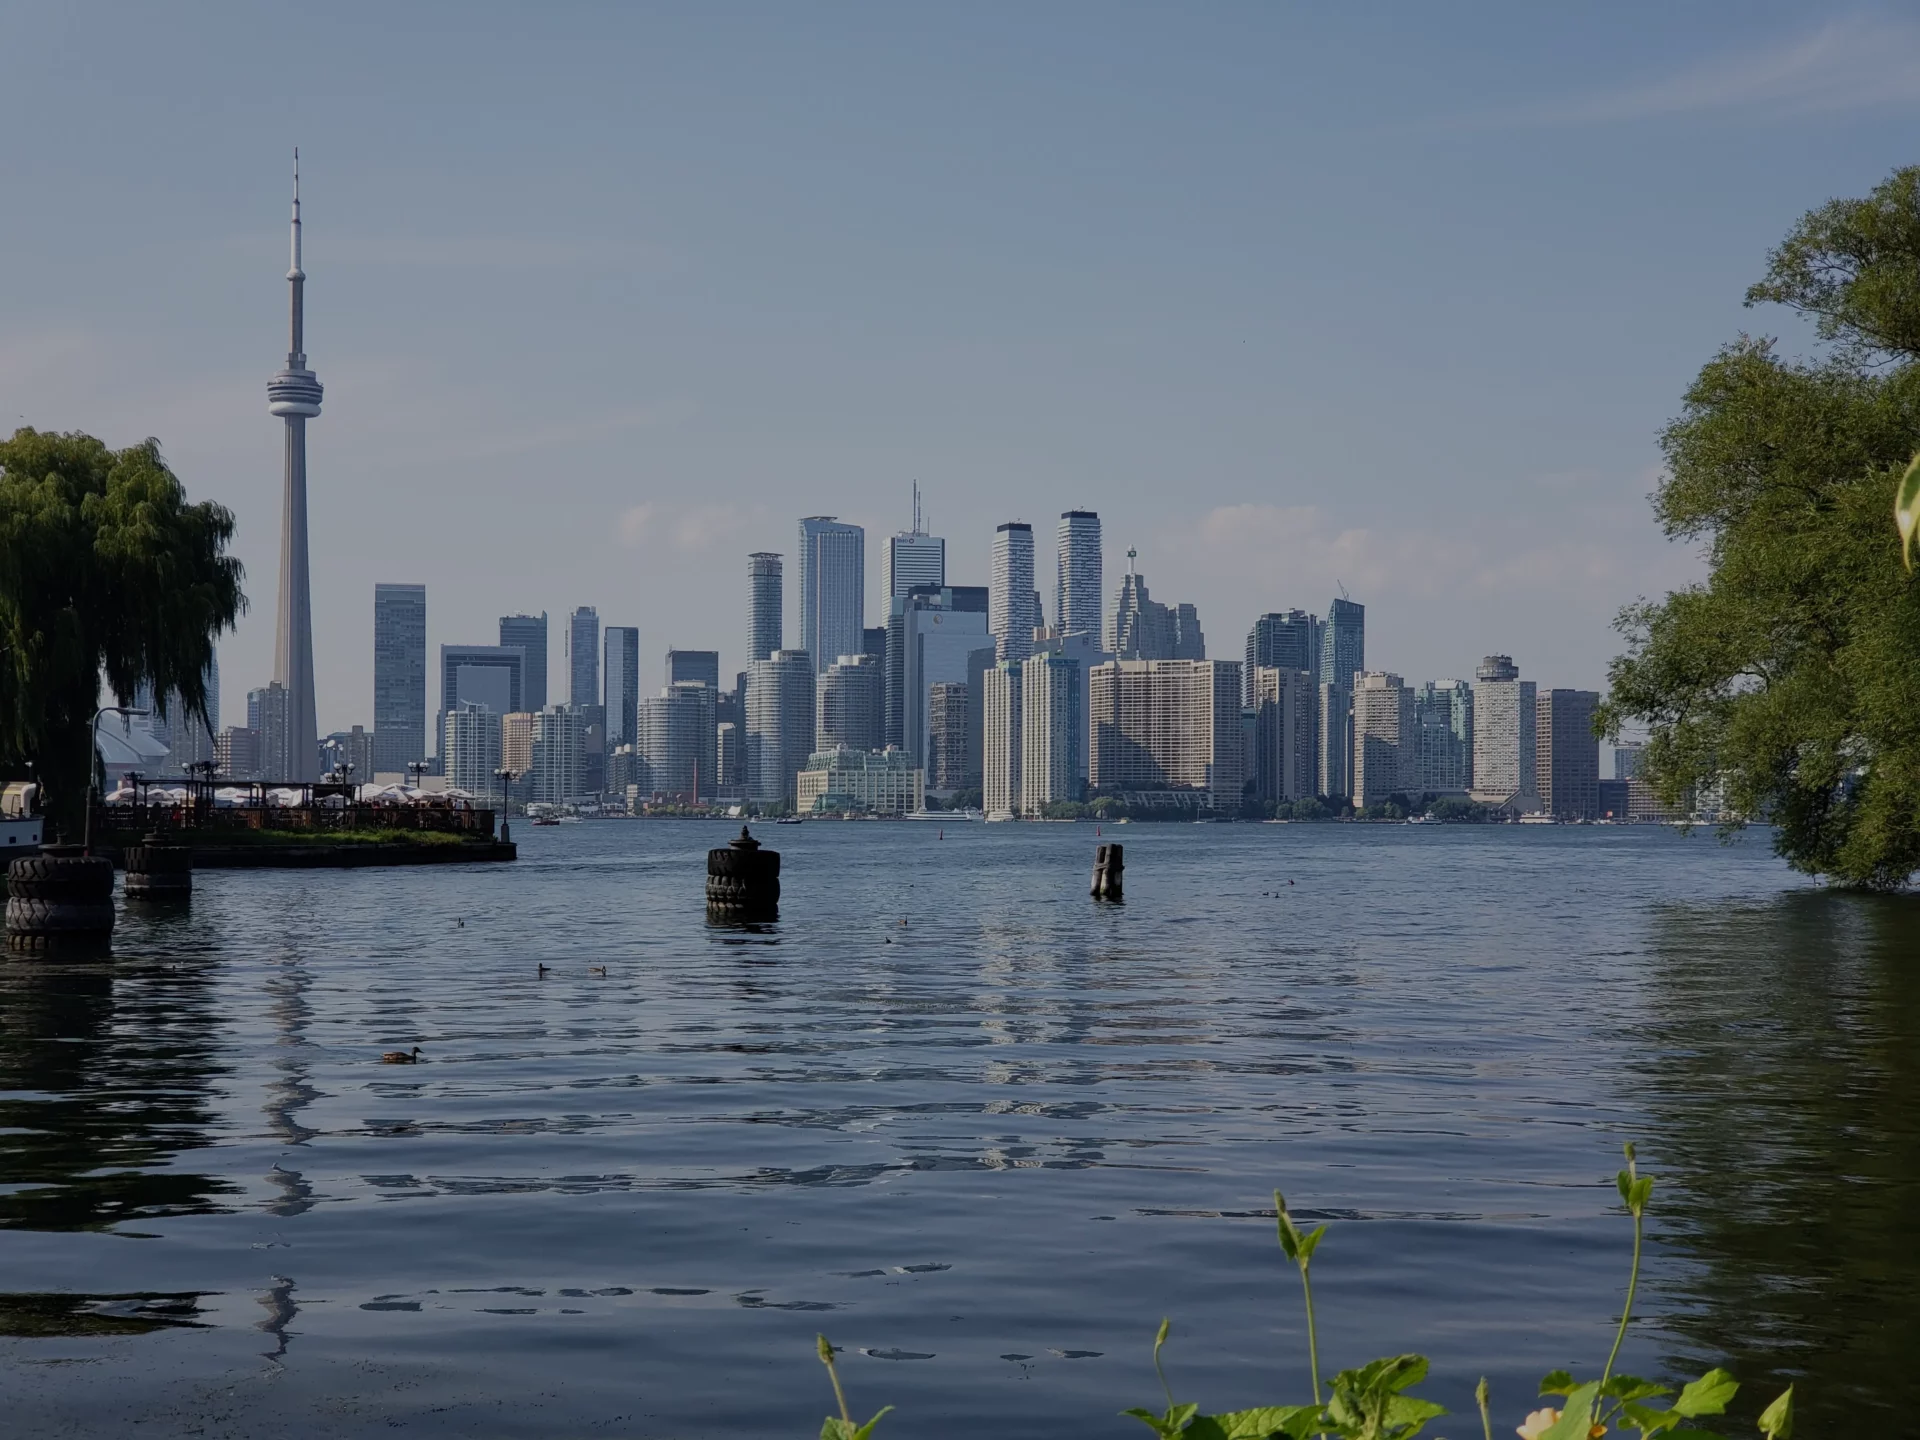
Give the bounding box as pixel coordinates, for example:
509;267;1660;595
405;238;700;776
5;4;1916;730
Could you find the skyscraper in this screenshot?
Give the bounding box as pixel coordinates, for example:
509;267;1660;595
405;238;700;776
982;661;1022;820
667;649;721;690
747;552;784;662
248;681;293;779
746;650;816;808
888;484;946;598
440;644;524;753
1245;611;1317;706
639;682;718;799
1317;681;1351;802
991;522;1039;662
1252;666;1315;805
925;682;970;792
798;517;865;670
816;653;883;753
443;701;502;797
1319;597;1365;693
1414;680;1473;793
890;587;993;764
1089;659;1244;809
568;607;599;707
1537;689;1601;819
531;706;584;805
499;613;549;711
1471;655;1538;810
1352;672;1416;808
1020;651;1083;815
374;583;427;777
603;626;641;751
265;153;323;782
1055;510;1103;639
1108;551;1188;660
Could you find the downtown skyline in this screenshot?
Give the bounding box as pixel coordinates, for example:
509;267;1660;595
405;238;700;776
8;8;1913;734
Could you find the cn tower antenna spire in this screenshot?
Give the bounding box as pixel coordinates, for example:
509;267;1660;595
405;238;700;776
267;150;323;781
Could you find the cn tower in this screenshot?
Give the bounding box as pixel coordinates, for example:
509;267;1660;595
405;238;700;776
265;151;322;781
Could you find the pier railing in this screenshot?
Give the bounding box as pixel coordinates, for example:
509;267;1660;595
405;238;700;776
92;801;496;840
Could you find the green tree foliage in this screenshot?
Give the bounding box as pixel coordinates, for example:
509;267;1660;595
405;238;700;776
1602;166;1920;888
0;430;243;839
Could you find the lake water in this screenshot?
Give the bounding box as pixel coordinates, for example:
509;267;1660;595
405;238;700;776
1;821;1913;1437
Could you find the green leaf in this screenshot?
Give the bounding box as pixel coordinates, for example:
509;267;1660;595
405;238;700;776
1897;451;1920;569
822;1420;855;1440
1673;1369;1738;1417
1295;1223;1327;1263
1189;1406;1321;1440
1537;1370;1576;1397
850;1407;893;1440
1539;1382;1600;1440
1620;1400;1680;1432
1385;1394;1447;1428
1630;1175;1655;1212
1758;1385;1794;1440
1601;1376;1671;1403
1123;1407;1183;1439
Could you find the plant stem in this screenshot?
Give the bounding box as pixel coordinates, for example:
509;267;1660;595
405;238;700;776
1299;1259;1322;1409
1601;1196;1644;1391
819;1335;852;1424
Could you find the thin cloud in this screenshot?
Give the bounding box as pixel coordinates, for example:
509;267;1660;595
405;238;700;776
1496;15;1920;127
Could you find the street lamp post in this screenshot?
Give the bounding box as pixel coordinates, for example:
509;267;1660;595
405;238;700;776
407;759;429;792
83;705;149;855
495;767;520;837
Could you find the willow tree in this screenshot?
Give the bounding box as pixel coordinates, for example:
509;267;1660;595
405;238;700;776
1603;167;1920;888
0;429;244;840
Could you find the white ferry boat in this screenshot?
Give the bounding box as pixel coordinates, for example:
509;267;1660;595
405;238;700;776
1;782;44;854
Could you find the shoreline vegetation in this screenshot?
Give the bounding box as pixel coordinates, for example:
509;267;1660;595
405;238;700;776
815;1149;1794;1440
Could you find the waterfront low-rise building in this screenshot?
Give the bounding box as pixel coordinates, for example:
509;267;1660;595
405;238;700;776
796;747;925;816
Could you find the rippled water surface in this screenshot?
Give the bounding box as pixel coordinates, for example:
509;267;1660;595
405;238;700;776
2;822;1915;1436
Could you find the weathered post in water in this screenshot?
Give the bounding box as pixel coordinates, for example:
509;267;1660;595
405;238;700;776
707;826;780;920
6;845;116;954
1090;842;1124;901
123;832;192;904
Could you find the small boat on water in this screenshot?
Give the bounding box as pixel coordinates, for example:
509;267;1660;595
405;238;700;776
1;782;43;853
775;816;804;825
531;817;560;827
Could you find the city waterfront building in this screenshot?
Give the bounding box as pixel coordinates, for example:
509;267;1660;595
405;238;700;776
715;721;741;793
265;154;323;783
746;649;817;808
373;583;427;777
1106;550;1175;658
817;653;883;753
1614;744;1645;780
603;626;641;752
321;725;375;784
1319;597;1365;692
1245;611;1318;706
443;702;502;797
797;747;925;816
439;645;524;757
982;661;1023;819
1317;681;1351;802
1471;655;1539;811
217;725;261;781
747;553;783;663
991;521;1040;663
888;586;993;763
1352;671;1416;808
1171;603;1205;661
1020;652;1083;815
799;517;865;671
638;682;718;799
1055;510;1103;638
498;613;549;711
1089;659;1244;809
248;681;293;779
568;607;599;708
925;681;970;791
1537;689;1601;819
1414;680;1473;794
530;705;584;805
141;659;220;775
889;486;946;599
1252;666;1315;804
667;648;721;691
502;711;536;779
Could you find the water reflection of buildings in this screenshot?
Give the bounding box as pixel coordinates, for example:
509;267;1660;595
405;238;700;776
0;963;232;1232
1636;895;1920;1435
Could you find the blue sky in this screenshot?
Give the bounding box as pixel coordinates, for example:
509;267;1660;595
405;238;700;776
3;3;1916;730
